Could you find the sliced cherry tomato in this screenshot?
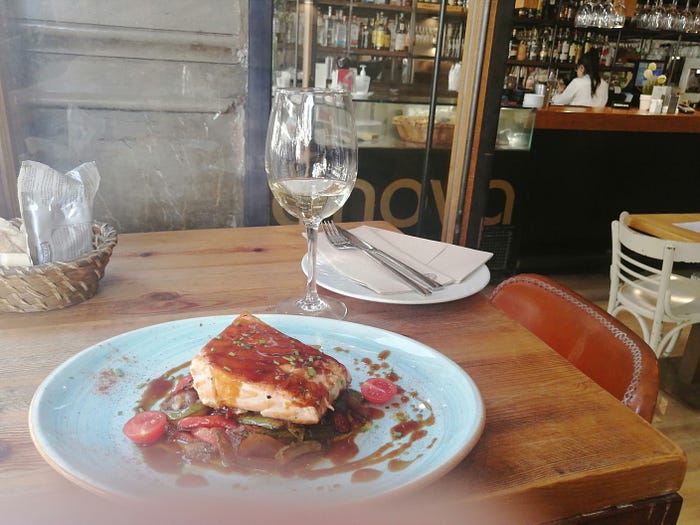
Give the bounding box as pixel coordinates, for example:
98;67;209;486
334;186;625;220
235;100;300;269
123;410;168;445
361;378;398;405
176;415;239;431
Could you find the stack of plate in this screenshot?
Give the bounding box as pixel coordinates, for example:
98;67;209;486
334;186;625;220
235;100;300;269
522;93;544;108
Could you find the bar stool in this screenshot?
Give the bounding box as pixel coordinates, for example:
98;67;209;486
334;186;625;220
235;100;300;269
491;273;659;422
608;211;700;358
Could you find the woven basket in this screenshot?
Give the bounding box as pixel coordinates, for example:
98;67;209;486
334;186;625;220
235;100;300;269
0;222;117;313
392;115;455;148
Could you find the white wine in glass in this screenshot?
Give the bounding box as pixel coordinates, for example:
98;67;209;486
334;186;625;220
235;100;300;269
265;88;358;319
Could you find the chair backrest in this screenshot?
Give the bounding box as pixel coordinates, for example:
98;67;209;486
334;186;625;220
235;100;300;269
611;212;677;323
610;211;700;356
491;273;659;422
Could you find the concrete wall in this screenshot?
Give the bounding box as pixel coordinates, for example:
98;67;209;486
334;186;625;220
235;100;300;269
1;0;248;232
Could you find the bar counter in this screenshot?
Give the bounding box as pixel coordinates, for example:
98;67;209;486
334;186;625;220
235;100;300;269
490;104;700;273
535;105;700;133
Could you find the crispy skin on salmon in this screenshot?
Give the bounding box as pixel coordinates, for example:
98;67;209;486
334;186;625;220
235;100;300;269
190;313;350;424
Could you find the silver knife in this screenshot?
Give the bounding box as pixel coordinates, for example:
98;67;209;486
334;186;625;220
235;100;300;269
336;226;444;291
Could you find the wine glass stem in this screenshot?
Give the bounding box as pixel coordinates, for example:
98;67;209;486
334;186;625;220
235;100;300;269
303;223;321;307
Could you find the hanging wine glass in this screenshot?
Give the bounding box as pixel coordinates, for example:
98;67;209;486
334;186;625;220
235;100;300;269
675;0;693;32
575;1;594;27
637;0;653;29
612;0;627;28
591;0;607;27
662;0;679;31
648;0;665;31
265;88;358;319
600;0;616;28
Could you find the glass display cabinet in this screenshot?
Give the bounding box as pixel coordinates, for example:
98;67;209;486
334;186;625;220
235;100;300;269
270;0;469;238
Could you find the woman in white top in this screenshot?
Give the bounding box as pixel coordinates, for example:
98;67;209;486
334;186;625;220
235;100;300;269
551;49;608;108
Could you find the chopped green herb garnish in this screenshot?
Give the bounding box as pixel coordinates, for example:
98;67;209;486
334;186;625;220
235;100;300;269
307;367;317;377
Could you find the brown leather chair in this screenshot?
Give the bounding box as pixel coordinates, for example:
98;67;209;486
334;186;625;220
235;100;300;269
490;274;659;422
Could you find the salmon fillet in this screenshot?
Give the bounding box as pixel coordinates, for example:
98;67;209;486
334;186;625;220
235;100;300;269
190;313;350;424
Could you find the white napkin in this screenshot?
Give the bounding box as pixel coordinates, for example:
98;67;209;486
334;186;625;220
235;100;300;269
317;225;493;294
673;221;700;234
0;218;32;267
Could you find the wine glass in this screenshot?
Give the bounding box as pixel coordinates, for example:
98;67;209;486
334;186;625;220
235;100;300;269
647;0;665;30
662;0;679;31
265;87;358;319
635;0;652;28
575;1;594;27
675;0;693;32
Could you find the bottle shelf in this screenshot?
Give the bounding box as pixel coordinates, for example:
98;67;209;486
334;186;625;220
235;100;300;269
318;0;412;15
319;45;409;58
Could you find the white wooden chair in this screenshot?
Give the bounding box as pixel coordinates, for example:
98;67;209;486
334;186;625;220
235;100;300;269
608;211;700;358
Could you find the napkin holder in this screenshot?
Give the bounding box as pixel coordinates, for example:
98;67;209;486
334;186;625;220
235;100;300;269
0;221;117;312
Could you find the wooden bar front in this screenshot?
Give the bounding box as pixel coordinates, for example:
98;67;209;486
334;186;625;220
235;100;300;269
489;105;700;273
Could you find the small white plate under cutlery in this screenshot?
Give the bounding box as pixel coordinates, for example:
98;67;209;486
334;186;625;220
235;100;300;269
302;253;491;305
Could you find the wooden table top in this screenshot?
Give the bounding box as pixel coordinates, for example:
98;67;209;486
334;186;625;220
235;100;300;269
535;106;700;133
628;213;700;243
0;222;686;524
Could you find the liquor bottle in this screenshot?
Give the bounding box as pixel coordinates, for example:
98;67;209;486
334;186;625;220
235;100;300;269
543;0;558;19
360;20;370;49
325;7;334;48
335;11;347;48
599;35;609;66
394;14;407;52
604;37;614;67
559;28;570;63
367;18;375;49
583;31;592;55
373;13;384;50
537;0;546;18
317;8;326;46
539;27;551;62
528;28;540;61
350;16;360;48
509;29;517;60
516;29;529;61
568;30;579;63
557;1;569;20
383;16;391;50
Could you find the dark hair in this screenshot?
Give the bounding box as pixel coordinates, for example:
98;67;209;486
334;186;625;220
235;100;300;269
578;49;601;97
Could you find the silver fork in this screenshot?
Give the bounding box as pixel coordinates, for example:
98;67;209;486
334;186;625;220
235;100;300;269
321;219;355;250
321;219;432;296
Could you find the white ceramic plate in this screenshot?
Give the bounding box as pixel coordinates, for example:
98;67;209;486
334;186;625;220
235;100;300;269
303;253;491;305
29;315;484;503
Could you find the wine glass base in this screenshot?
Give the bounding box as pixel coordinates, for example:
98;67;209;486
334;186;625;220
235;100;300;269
275;295;348;320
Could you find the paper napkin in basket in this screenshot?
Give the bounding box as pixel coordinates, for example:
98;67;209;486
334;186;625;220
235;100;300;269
0;218;32;266
317;225;493;294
